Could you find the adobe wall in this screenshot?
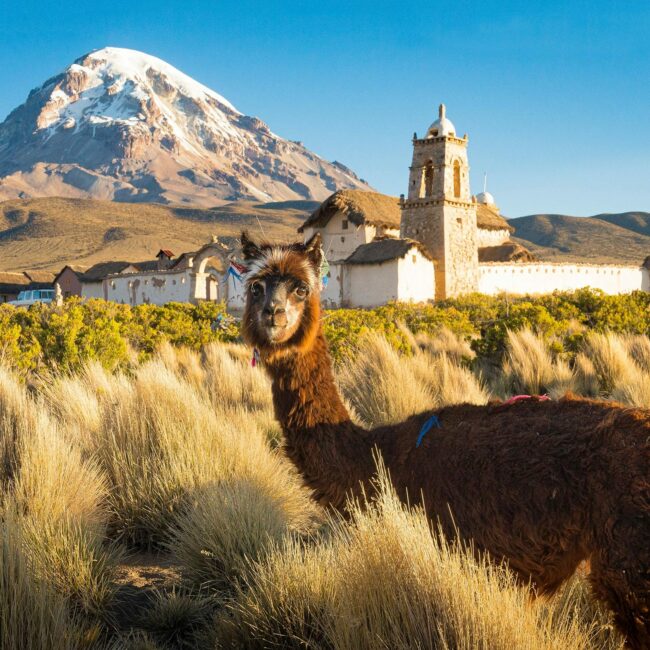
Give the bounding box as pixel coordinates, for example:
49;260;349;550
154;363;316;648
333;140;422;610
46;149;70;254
55;267;83;298
80;282;105;300
478;263;650;295
397;250;435;303
320;261;344;308
224;273;247;311
476;228;511;248
303;215;398;263
104;268;194;305
348;261;399;307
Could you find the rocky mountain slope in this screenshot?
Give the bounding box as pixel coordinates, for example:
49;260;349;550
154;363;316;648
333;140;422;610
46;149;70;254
0;197;315;271
510;212;650;264
0;47;369;206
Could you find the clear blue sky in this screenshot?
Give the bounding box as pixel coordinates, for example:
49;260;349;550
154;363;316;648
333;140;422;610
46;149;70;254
1;0;649;217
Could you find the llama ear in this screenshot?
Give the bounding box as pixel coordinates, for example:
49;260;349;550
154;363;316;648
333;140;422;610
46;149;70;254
241;230;262;261
304;232;323;270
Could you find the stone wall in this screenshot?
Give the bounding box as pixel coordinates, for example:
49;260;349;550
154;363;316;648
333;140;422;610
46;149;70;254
445;203;479;298
401;201;478;299
401;132;478;299
478;263;650;295
406;136;470;202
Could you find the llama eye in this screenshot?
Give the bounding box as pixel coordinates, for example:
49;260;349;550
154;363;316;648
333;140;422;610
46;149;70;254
295;285;308;298
250;282;263;297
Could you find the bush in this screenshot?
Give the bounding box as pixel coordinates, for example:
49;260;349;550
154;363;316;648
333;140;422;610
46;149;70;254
2;289;650;372
0;299;239;373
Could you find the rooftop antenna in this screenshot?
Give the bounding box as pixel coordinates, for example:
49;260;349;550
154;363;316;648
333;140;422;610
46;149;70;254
483;172;488;194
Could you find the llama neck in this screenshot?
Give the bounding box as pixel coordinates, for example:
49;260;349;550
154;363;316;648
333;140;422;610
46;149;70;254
265;330;349;429
263;329;374;509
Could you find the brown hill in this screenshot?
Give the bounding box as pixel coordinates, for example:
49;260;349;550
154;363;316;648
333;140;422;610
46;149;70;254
0;197;315;271
509;212;650;264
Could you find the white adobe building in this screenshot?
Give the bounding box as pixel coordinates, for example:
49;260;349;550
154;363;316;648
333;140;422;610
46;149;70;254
300;105;650;307
56;239;249;310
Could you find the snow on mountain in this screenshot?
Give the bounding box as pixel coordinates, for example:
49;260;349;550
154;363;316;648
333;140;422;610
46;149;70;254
0;47;370;205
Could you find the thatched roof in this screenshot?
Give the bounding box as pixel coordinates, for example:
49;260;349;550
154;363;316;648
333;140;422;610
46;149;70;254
24;270;56;284
345;237;434;265
299;190;401;233
476;203;514;232
0;272;30;293
478;242;537;263
0;270;55;293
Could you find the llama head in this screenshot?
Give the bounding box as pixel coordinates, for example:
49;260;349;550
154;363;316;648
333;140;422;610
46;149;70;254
241;231;323;356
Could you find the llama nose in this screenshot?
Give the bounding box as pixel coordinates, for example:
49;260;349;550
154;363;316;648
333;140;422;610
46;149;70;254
263;301;285;316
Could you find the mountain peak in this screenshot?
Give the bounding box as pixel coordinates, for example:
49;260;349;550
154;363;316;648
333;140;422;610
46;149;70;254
0;49;369;205
77;47;239;113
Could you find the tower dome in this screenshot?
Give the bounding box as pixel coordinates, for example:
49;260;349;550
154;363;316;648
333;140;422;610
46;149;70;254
475;191;496;205
426;103;456;138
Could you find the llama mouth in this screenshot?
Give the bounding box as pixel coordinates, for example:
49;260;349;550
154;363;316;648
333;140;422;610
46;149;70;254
263;323;287;342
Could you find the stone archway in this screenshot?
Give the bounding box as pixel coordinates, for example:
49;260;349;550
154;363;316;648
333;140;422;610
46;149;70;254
189;239;233;303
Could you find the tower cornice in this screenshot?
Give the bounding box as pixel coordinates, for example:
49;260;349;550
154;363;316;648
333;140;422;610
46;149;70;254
413;135;468;146
401;197;476;210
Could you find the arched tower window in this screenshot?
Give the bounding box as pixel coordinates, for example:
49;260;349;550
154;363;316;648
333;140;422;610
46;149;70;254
424;162;434;197
453;160;461;198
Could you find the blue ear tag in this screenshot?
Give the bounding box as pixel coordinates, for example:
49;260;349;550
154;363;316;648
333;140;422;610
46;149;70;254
416;414;441;447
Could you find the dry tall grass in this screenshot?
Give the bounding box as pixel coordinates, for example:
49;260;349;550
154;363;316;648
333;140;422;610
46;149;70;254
498;328;650;406
337;331;488;428
0;510;75;650
3;327;647;648
502;328;556;395
217;462;622;650
0;366;118;647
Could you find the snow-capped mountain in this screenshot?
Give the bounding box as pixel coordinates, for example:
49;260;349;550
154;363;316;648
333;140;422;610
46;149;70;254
0;47;370;205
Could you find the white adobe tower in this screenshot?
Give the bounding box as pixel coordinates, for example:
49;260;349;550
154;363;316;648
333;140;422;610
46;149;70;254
400;104;479;299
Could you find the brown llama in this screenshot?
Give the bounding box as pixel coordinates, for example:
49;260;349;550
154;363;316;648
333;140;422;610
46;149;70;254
240;231;650;648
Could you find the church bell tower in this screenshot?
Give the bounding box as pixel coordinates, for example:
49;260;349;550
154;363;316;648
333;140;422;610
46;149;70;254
400;104;478;299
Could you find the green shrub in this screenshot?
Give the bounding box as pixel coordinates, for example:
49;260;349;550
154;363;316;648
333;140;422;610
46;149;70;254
1;290;650;372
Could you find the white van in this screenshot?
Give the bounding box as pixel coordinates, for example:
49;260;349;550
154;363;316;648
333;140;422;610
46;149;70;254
8;289;55;306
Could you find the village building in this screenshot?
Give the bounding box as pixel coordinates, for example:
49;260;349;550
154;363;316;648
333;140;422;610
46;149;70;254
299;191;401;261
52;241;246;309
300;104;650;307
55;262;139;300
52;250;226;304
52;265;87;299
